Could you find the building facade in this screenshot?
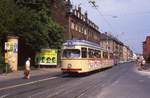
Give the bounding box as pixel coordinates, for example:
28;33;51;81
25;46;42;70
123;45;131;62
50;0;101;44
100;32;133;62
14;0;134;67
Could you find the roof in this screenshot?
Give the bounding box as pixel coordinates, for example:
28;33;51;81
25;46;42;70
63;40;113;53
100;33;124;45
63;40;101;49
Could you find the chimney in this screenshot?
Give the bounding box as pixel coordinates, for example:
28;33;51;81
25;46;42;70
85;11;88;18
78;6;81;12
67;0;72;7
105;32;108;35
66;0;72;13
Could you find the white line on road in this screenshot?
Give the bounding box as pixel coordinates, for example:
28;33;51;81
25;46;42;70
0;77;57;91
0;94;9;98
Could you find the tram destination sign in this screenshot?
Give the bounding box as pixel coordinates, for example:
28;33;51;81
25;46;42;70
65;41;75;48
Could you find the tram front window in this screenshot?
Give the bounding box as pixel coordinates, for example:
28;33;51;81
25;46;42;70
63;49;80;58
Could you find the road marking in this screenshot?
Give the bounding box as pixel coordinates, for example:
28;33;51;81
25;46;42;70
0;94;9;98
0;77;57;91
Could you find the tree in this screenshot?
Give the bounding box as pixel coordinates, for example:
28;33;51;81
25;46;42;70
35;4;64;49
0;0;64;66
0;0;64;50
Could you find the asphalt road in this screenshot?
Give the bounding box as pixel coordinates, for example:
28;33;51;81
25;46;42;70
0;62;150;98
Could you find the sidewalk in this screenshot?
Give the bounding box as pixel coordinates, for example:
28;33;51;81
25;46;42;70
0;68;61;82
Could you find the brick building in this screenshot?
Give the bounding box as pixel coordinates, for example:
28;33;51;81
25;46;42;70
50;0;101;44
143;36;150;62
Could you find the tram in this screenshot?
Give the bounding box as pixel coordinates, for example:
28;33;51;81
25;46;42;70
61;40;114;73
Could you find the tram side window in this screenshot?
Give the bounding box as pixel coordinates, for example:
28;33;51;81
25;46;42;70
110;53;113;59
88;48;94;58
81;48;87;58
97;51;101;58
94;50;101;58
103;52;108;59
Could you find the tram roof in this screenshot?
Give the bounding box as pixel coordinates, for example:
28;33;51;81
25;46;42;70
63;40;101;49
63;40;113;53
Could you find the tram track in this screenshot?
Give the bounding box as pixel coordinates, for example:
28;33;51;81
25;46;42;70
48;63;130;98
0;73;76;98
0;62;133;98
75;65;128;98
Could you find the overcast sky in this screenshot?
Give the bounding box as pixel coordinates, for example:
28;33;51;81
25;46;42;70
71;0;150;54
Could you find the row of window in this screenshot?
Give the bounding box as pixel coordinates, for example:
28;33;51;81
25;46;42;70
62;48;114;59
71;22;87;35
81;48;111;59
71;21;99;41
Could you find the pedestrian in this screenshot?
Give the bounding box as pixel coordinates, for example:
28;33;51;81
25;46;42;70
137;56;145;71
136;57;140;67
141;57;146;70
24;57;31;79
136;57;142;70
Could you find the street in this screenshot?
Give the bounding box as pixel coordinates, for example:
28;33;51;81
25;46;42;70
0;62;150;98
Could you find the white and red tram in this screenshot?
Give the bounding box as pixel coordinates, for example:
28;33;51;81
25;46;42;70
61;40;114;73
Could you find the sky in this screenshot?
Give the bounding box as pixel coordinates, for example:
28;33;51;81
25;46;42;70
71;0;150;54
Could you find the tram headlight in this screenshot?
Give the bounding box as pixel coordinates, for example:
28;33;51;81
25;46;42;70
68;64;72;68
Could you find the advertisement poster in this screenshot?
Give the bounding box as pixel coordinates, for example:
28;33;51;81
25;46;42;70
4;36;18;71
35;49;57;65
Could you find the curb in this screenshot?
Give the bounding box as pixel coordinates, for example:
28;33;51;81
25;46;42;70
0;68;61;82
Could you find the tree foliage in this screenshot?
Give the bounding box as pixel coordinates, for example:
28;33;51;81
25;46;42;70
0;0;64;50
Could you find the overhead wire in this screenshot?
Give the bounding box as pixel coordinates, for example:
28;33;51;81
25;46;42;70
87;0;118;33
71;0;118;34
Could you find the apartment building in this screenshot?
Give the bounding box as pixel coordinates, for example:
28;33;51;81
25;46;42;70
50;0;101;44
100;32;133;62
